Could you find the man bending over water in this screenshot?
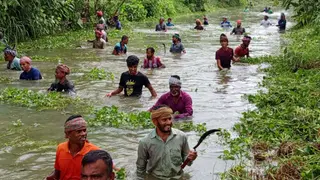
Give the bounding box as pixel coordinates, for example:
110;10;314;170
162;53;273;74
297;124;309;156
106;55;157;97
234;36;251;61
142;47;165;69
150;75;193;119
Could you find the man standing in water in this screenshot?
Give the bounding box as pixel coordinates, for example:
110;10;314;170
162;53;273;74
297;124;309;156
170;34;186;54
150;75;193;119
230;20;245;35
106;55;157;97
136;105;197;179
234;36;252;61
260;15;272;27
221;17;232;28
96;11;107;30
4;48;21;70
155;17;167;32
93;30;106;49
277;13;286;31
216;36;235;70
46;115;100;180
112;35;128;55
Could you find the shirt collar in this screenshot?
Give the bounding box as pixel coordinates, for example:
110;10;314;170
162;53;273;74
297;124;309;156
150;128;178;139
65;140;90;156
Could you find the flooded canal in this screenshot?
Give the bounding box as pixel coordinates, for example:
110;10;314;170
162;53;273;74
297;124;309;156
0;7;292;180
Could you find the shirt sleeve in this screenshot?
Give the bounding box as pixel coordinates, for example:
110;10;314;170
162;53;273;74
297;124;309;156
156;57;163;67
143;75;151;87
143;58;148;68
243;28;246;33
48;83;56;91
32;70;41;80
180;44;185;52
19;73;23;80
114;45;121;54
182;135;191;165
235;47;240;56
54;146;60;170
149;94;166;111
174;93;193;119
231;28;236;34
136;140;148;180
65;81;75;93
215;50;220;60
119;73;125;88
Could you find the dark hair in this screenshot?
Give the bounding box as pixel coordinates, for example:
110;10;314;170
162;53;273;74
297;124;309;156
146;47;155;53
220;33;227;38
171;75;180;80
82;150;113;177
65;115;82;123
168;18;172;21
121;35;128;41
126;55;140;66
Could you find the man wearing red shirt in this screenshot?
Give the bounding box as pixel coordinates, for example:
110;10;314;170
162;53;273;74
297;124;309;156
234;36;251;61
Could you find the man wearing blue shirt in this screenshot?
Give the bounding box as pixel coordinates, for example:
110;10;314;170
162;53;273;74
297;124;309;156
19;56;42;80
221;17;232;28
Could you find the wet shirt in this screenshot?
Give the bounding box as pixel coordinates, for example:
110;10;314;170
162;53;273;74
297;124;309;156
194;25;204;30
143;56;163;68
98;17;107;29
114;42;127;54
221;21;232;28
93;38;106;49
204;20;209;25
261;20;272;26
101;30;107;42
116;21;122;30
155;23;166;31
136;128;190;180
151;91;193;119
166;22;174;27
20;67;42;80
235;46;249;58
54;141;99;180
48;79;75;93
7;57;21;70
216;47;234;68
170;42;185;53
231;27;245;35
278;19;286;30
119;71;150;96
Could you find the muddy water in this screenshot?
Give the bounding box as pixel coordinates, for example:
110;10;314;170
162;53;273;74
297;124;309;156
0;7;292;180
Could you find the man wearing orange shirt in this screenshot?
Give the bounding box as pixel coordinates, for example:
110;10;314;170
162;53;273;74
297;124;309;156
46;115;99;180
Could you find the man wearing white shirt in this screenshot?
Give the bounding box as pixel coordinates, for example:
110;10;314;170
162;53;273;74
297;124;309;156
261;15;272;27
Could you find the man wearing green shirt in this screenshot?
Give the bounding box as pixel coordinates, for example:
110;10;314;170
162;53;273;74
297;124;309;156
4;49;21;71
136;105;197;180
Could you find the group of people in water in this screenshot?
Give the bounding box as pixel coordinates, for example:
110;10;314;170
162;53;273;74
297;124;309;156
0;8;288;180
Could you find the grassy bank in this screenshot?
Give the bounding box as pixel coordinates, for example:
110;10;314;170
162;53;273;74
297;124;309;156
219;26;320;179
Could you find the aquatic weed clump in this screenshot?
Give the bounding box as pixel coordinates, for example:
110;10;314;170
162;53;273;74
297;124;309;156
0;87;90;111
82;68;115;81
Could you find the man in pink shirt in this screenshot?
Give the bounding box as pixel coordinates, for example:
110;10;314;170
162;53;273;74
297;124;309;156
150;75;193;119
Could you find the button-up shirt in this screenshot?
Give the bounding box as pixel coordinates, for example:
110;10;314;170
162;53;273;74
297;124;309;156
136;128;190;180
151;91;193;119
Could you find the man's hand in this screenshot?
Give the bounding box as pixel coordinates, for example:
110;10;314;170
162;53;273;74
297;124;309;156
105;92;112;97
187;150;197;161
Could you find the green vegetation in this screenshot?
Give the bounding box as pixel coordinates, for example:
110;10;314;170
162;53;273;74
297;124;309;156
219;24;320;179
116;168;126;180
82;68;115;81
0;87;91;112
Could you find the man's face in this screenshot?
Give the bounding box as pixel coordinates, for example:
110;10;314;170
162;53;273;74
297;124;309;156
146;50;153;59
66;128;87;146
122;38;128;44
20;61;31;72
223;18;227;22
128;65;138;75
81;159;114;180
157;115;173;133
55;69;65;79
172;37;177;43
243;40;250;47
159;19;164;24
4;53;13;61
237;22;241;27
170;85;181;97
264;16;268;20
220;40;228;48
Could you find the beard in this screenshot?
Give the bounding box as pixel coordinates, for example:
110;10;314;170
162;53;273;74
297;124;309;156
158;122;172;133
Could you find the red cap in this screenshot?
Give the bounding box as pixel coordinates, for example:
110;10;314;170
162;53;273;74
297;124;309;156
96;11;103;16
236;20;241;24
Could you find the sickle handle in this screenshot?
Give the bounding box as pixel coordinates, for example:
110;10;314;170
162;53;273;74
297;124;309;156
180;158;191;169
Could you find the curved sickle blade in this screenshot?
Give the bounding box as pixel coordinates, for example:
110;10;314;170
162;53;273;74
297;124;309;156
193;129;220;150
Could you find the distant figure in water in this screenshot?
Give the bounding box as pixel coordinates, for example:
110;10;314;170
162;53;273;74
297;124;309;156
166;18;174;27
234;36;252;61
48;64;75;93
4;48;21;71
194;19;204;30
142;47;165;69
19;56;42;80
96;24;107;42
221;17;232;28
230;20;245;35
106;55;157;97
93;30;106;49
277;13;286;31
113;15;122;30
262;7;268;13
112;35;128;55
203;15;209;25
155;17;167;32
260;15;272;27
215;36;235;70
267;7;273;14
170;34;186;54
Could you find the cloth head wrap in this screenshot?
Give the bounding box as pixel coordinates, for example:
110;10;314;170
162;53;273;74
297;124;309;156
56;64;70;75
151;106;173;120
20;56;32;64
169;76;182;87
4;49;17;57
96;11;103;16
172;34;180;39
236;20;241;24
64;117;87;132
